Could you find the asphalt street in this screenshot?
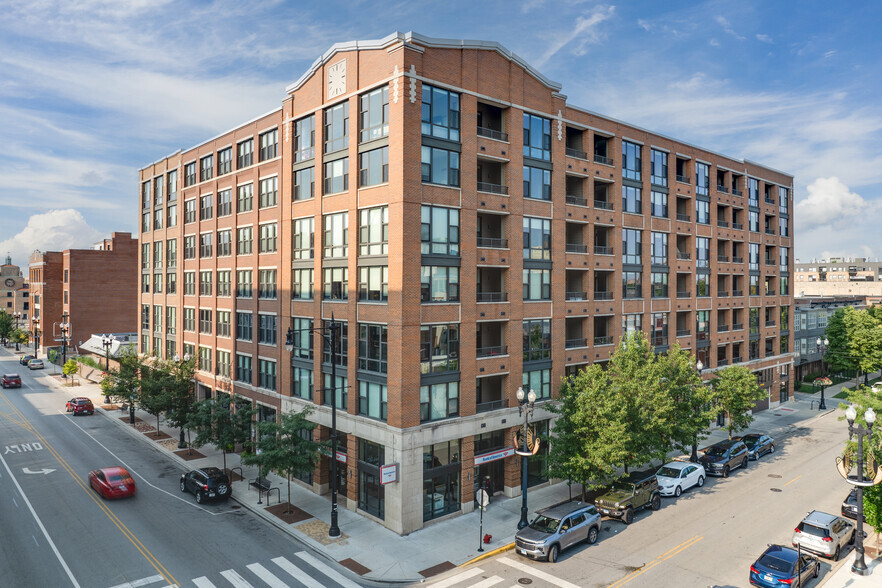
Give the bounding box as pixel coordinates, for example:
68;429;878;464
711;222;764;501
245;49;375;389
0;354;364;588
432;410;855;588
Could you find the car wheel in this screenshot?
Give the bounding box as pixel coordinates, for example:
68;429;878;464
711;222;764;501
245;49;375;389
849;530;856;546
813;562;819;578
834;545;841;561
697;476;705;487
650;494;661;511
587;526;599;545
180;479;187;493
741;457;748;469
674;485;682;498
196;491;204;504
722;466;730;478
218;483;229;495
769;444;775;455
623;508;634;525
547;544;560;563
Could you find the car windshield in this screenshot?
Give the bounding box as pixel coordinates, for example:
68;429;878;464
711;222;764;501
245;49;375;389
107;473;132;483
528;515;560;534
657;467;681;478
611;481;635;492
742;437;758;448
797;523;828;538
705;445;728;457
758;554;793;573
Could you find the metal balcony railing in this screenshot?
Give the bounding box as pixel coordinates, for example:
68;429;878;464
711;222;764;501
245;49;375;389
594;154;613;166
566;243;588;253
477;127;508;142
476;237;508;248
566;194;588;207
594;199;614;210
593;291;613;300
476;345;507;358
566;147;588;159
477;182;508;195
565;291;588;301
565;338;588;349
594;335;613;346
476;292;508;303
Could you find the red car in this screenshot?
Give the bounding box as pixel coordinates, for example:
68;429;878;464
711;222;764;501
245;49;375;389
66;397;94;415
1;373;22;388
89;467;137;499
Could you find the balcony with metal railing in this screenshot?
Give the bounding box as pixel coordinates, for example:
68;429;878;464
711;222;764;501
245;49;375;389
476;345;508;358
594;199;614;210
593;291;613;300
594;335;613;346
477;126;508;142
477;181;508;195
566;147;588;160
565;338;588;349
594;154;613;166
477;237;508;249
566;194;589;207
476;291;508;303
594;245;613;256
565;291;588;301
566;243;588;253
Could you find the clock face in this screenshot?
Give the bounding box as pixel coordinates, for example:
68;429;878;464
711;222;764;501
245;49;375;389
327;60;346;99
4;278;14;287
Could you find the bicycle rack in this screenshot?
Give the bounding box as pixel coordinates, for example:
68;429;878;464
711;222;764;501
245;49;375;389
266;487;281;506
227;466;244;482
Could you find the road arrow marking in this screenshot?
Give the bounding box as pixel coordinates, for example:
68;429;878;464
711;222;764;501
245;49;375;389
22;468;55;475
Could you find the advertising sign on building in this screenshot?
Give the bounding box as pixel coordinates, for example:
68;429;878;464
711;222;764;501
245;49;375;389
380;463;398;485
474;446;515;466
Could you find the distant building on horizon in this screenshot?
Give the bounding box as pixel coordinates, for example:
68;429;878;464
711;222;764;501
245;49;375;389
28;233;138;357
795;257;882;303
0;255;29;330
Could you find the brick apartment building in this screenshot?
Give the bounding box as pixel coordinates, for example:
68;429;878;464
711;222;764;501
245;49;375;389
795;258;882;303
29;233;138;356
138;32;795;534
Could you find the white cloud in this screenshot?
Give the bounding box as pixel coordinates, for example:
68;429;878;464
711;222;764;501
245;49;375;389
795;177;871;232
0;210;104;267
756;33;773;43
715;16;745;40
532;5;616;67
709;38;720;47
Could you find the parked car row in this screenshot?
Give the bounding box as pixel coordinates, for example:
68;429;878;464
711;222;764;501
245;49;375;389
517;433;778;563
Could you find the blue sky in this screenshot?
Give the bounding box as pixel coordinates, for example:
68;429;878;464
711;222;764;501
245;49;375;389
1;0;881;267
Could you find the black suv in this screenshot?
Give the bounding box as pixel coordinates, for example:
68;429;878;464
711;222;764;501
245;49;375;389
699;439;749;477
180;467;232;503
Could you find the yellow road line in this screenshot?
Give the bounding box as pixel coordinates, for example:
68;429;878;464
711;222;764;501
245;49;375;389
783;475;801;488
0;389;178;586
607;535;704;588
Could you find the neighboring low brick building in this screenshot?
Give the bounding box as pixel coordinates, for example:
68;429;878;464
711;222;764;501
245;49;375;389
29;233;138;357
138;32;795;534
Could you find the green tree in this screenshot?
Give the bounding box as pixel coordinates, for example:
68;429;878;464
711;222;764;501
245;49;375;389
548;363;630;494
103;349;142;405
657;342;714;458
711;366;766;438
241;407;324;511
191;395;256;473
138;362;174;436
0;310;13;340
10;328;28;349
825;307;882;385
163;356;197;452
62;359;79;379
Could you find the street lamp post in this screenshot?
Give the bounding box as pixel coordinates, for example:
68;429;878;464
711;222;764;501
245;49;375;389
173;353;192;449
816;337;828;410
690;360;704;463
844;404;876;576
32;319;40;358
515;385;537;530
101;335;113;371
285;315;342;539
12;312;21;351
59;317;70;378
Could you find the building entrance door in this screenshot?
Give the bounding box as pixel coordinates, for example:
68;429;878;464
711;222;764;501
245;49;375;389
474;460;503;497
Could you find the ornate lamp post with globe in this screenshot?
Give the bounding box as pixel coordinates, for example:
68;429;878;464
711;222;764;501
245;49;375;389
515;386;538;530
841;404;879;576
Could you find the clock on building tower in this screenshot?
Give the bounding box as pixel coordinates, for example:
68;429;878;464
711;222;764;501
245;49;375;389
327;60;346;99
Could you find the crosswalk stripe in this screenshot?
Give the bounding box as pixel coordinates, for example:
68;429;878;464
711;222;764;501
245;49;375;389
219;569;253;588
294;551;361;588
469;576;503;588
498;557;581;588
246;563;289;588
429;567;486;588
109;575;165;588
192;578;215;588
272;557;327;588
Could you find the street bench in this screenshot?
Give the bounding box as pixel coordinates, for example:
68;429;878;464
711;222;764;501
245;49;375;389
249;476;273;493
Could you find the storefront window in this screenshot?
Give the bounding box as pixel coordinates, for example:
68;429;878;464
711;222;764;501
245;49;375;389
358;439;384;519
423;440;461;522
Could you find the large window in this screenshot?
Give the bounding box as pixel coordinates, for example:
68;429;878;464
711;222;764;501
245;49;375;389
216;311;231;338
259;177;278;208
750;243;760;271
623;271;642;299
292;217;314;260
167;169;177;201
199;270;212;296
359;147;389;187
422;441;460;521
199;309;212;334
237;227;252;255
523;166;551;200
420;382;459;422
200;155;213;182
650;149;667;186
749;177;759;206
258;314;277;345
294;115;315;162
421;85;460;141
523;368;551;400
697;237;710;269
236;269;252;298
259;222;278;253
421;147;460;186
358;324;387;374
217;189;232;217
695;161;709;196
258;269;277;299
650;232;667;265
622;140;641;181
651;272;668;298
358;440;385;518
183;271;195;296
324;103;349;153
183;308;195;332
420;324;459;374
523;269;551;301
294;167;315;201
217;147;232;176
199;233;212;258
323;212;348;258
359;206;388;256
523;319;551;362
259;128;278;161
623;313;642;337
651;312;668;346
323;158;349;194
258;359;276;390
292;268;313;300
421;206;459;255
421;266;459;302
292;367;313;400
696;200;710;225
358;382;387;422
237;183;253;213
523;113;551;161
217;230;232;257
236;354;252;384
184;199;196;224
236;312;252;341
237;138;253;169
623;185;642;214
523;217;551;260
358;266;388;302
323;373;347;410
360;86;389;142
622;229;642;265
199;194;212;220
323;268;348;300
184;161;197;187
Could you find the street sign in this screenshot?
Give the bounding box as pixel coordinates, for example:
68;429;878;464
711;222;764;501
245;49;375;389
476;488;490;509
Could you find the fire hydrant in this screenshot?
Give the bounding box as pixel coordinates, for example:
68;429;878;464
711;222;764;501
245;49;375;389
483;534;492;544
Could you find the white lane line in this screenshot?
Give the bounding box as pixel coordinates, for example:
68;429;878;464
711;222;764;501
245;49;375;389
498;557;581;588
0;450;80;588
429;567;486;588
192;577;216;588
219;569;253;587
470;576;503;588
108;576;164;588
272;557;326;588
246;563;289;588
294;551;361;588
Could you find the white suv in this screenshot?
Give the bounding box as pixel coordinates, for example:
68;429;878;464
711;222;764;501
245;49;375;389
791;510;855;560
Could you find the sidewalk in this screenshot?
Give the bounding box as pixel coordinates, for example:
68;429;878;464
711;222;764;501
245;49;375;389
18;350;881;585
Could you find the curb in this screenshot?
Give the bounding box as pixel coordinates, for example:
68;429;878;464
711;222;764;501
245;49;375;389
460;542;516;567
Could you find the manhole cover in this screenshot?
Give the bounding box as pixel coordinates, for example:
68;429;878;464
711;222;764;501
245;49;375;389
230;505;242;509
771;488;782;492
768;474;782;478
518;580;533;585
